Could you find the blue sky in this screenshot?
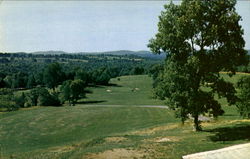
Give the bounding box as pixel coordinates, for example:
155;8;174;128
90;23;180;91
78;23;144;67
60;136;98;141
0;1;249;53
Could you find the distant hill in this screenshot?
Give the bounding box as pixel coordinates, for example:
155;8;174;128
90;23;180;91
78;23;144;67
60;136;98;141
30;50;166;59
32;51;68;55
7;49;249;58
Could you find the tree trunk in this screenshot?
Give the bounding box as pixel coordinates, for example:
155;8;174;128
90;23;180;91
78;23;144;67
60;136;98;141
181;117;185;125
194;114;202;131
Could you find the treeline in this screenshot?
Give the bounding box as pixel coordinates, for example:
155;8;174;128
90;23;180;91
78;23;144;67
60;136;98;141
0;62;122;111
0;53;160;88
0;53;162;111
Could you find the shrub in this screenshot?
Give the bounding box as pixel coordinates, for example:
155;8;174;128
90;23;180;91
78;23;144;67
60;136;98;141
0;88;19;111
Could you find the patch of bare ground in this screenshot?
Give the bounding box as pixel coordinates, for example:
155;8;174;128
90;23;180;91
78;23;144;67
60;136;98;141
105;137;127;143
148;136;181;143
202;119;250;127
220;71;250;75
85;148;148;159
138;143;171;159
130;123;181;135
49;144;80;153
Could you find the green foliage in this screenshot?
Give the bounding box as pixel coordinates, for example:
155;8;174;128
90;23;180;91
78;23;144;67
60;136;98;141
91;68;111;85
60;79;86;106
27;87;40;106
60;80;71;105
43;62;64;90
149;0;247;131
37;88;61;106
26;74;36;88
3;72;28;89
236;76;250;118
14;92;26;108
25;87;61;107
74;69;89;85
3;75;14;88
0;88;19;111
131;66;145;75
0;73;6;88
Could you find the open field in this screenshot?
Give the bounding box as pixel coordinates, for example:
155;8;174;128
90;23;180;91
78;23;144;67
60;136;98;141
0;75;250;159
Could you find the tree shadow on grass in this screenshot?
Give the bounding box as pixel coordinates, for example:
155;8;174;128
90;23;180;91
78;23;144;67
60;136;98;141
77;100;107;104
106;83;122;87
222;114;238;117
87;83;122;88
87;84;105;88
206;123;250;142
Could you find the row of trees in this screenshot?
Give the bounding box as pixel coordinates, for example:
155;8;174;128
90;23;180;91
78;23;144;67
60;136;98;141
0;63;148;90
0;64;91;111
0;63;113;90
0;80;86;111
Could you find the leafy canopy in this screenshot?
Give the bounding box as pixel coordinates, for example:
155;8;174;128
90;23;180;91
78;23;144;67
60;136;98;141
60;79;86;106
236;76;250;118
148;0;247;131
43;62;64;90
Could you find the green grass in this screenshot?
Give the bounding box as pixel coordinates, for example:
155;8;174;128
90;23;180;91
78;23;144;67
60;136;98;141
81;75;165;105
0;106;177;157
0;74;249;159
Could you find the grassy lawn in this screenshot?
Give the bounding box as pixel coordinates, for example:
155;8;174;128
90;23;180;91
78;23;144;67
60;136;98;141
0;74;249;159
80;75;165;106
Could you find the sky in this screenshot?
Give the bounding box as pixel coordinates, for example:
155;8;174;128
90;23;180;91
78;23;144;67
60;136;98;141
0;1;249;53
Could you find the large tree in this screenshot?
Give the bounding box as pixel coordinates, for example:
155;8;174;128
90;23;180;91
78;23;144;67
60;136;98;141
148;0;247;131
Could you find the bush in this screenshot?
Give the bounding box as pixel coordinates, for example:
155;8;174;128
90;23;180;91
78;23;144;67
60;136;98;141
38;89;61;106
0;88;19;111
26;87;61;107
14;92;26;108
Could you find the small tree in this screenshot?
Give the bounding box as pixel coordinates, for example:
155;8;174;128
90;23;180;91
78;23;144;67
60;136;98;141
70;79;86;105
148;0;247;131
60;80;72;105
236;76;250;118
60;79;86;106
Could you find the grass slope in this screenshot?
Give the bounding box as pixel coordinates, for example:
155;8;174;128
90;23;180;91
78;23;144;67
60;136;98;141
0;74;249;159
81;75;165;105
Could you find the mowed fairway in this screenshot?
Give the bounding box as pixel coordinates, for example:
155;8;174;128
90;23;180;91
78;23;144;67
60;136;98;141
0;75;250;159
81;75;166;106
